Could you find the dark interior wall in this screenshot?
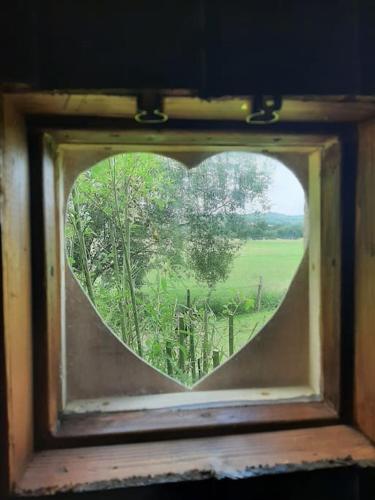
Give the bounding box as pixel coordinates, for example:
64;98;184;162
204;0;361;96
1;0;375;95
358;0;375;93
0;2;38;86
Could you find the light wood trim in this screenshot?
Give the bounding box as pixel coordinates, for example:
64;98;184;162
15;425;375;496
308;151;322;394
355;119;375;441
30;133;65;443
1;98;33;491
42;135;63;431
50;128;335;152
9;92;375;123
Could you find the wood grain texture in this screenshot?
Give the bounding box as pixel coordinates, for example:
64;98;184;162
50;127;336;151
16;426;375;496
355;119;375;441
9;93;375;123
308;151;322;395
321;142;341;410
42;136;63;432
1;98;33;489
55;402;337;447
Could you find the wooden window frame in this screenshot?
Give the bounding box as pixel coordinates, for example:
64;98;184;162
1;94;375;497
29;121;342;446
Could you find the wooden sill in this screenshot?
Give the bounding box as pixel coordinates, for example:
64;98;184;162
16;425;375;496
53;401;338;447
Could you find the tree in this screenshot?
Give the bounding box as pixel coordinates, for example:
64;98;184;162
177;153;271;287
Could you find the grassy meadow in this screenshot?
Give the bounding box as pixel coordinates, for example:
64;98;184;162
143;239;305;361
144;239;304;308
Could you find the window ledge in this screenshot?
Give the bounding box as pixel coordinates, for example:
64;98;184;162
15;425;375;496
64;386;318;414
54;401;337;447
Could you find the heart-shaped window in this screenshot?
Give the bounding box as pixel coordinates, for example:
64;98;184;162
65;152;305;387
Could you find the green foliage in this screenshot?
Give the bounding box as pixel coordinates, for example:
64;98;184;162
182;153;271;286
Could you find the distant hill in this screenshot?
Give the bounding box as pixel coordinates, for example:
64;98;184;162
244;212;304;226
237;212;304;240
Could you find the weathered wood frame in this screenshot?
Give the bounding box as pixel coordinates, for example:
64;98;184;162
1;94;371;497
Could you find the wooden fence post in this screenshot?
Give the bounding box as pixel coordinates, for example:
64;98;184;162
228;314;234;356
166;340;173;377
213;349;220;368
256;275;263;311
177;315;186;371
197;358;202;379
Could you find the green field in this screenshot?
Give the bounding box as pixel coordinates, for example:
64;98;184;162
144;239;305;308
143;239;305;360
215;239;304;357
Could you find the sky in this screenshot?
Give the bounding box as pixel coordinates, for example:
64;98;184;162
203;152;306;216
266;158;305;216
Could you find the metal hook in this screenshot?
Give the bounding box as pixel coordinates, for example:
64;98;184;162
134;109;168;124
246;95;282;125
135;92;169;124
246;109;279;125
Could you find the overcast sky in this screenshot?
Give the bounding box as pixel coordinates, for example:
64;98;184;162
266;158;305;215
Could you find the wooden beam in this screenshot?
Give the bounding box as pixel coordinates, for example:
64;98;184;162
9;93;375;123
